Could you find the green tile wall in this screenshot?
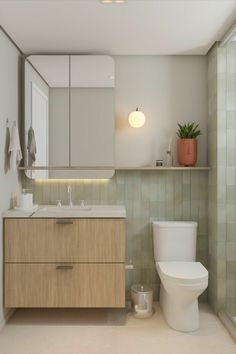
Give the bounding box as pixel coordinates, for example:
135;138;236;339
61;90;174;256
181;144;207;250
208;41;236;315
222;41;236;316
23;170;208;301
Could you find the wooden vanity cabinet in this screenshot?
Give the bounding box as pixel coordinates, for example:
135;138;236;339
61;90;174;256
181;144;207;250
4;218;125;308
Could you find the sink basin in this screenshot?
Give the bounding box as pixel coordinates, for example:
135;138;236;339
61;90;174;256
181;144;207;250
40;205;92;212
32;205;126;218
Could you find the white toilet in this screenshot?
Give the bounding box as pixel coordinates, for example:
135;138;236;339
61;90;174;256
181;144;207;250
152;221;208;332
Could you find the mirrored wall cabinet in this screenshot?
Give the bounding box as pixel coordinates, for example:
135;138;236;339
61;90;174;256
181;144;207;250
24;55;115;179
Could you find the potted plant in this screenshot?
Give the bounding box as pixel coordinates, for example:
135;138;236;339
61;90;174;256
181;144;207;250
176;122;201;166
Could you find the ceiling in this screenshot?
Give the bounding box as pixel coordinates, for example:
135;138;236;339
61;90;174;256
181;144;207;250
0;0;235;55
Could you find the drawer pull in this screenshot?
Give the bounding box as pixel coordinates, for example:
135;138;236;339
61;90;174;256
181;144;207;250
56;265;74;270
56;219;73;225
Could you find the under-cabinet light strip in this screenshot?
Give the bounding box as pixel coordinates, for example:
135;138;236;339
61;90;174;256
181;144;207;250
34;179;110;183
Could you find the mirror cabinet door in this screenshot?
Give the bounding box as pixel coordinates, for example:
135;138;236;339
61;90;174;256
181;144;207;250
70;56;115;177
24;55;70;178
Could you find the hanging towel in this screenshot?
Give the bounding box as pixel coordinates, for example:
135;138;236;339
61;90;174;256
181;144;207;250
8;122;22;171
27;126;37;166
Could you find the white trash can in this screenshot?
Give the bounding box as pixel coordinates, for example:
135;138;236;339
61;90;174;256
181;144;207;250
131;284;153;319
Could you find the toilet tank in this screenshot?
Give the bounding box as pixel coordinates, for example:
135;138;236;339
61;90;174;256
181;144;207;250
152;221;197;262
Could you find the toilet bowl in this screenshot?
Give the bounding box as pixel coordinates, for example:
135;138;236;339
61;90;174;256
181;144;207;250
156;261;208;332
152;221;208;332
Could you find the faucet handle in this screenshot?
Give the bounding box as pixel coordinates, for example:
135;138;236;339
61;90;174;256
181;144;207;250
56;200;62;207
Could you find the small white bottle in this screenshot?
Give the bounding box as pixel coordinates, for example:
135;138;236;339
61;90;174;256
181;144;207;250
166;150;173;167
166;137;173;167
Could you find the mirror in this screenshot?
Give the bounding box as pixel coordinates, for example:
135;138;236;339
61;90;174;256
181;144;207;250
24;55;115;179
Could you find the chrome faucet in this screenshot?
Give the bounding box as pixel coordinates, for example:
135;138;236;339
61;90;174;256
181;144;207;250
67;185;73;207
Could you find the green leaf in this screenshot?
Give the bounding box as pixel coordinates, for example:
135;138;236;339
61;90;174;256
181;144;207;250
176;121;201;139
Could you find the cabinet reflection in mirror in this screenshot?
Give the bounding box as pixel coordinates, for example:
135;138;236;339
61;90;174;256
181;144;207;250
24;55;115;179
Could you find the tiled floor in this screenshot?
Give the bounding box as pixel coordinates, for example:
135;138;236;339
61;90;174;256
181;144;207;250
0;303;235;354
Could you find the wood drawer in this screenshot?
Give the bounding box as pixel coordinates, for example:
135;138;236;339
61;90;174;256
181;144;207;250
5;263;125;308
5;218;125;263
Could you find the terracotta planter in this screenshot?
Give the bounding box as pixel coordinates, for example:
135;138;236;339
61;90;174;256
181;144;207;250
177;139;197;167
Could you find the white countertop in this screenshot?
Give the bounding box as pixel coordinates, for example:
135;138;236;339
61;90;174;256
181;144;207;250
2;210;35;218
3;205;126;219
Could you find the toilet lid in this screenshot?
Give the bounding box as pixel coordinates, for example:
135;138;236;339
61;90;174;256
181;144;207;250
157;262;208;284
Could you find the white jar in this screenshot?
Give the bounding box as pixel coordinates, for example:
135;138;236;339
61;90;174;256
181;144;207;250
19;191;33;209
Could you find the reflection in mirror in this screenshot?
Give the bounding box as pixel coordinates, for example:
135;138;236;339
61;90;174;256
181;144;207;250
70;56;115;177
24;55;70;178
24;55;115;180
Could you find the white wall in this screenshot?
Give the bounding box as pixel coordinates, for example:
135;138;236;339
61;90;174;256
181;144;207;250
114;56;207;166
0;29;22;328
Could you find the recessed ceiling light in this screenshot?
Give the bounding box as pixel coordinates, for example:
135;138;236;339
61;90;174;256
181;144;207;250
101;0;127;4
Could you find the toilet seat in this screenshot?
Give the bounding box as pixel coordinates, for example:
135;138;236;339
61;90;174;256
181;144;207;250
157;261;208;285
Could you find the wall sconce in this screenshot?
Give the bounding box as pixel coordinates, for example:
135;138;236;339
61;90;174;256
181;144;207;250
128;108;146;128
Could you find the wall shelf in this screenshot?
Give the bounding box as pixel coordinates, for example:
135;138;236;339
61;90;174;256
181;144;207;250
115;166;209;171
19;166;210;171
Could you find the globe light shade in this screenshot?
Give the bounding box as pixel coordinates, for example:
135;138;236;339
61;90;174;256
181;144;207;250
128;108;146;128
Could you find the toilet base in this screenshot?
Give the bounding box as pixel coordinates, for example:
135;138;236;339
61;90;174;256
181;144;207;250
160;284;199;332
